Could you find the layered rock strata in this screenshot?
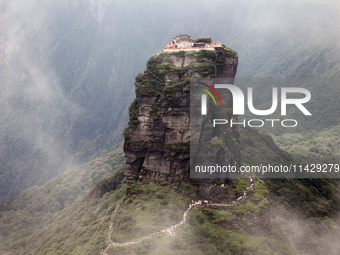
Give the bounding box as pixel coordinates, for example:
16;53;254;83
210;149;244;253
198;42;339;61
124;45;240;198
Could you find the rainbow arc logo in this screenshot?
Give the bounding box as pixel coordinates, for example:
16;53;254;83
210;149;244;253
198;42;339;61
198;82;222;106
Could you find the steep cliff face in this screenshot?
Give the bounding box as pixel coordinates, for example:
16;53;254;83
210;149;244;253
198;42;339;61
124;46;239;196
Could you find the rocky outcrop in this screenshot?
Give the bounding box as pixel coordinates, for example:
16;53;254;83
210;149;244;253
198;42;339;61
124;45;240;199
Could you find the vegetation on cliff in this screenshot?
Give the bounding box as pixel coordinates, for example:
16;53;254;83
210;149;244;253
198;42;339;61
124;47;239;188
134;49;229;98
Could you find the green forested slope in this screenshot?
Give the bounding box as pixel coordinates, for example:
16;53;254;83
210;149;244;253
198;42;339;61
1;133;339;255
0;144;125;254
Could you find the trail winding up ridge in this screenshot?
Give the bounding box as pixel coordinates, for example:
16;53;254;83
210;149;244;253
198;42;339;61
99;175;254;254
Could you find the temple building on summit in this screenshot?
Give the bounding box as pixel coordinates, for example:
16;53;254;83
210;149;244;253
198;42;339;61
171;34;193;48
163;34;222;51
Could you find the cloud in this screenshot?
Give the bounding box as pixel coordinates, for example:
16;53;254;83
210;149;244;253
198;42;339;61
0;0;80;202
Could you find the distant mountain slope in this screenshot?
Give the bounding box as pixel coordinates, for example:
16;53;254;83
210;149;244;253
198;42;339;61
0;0;151;202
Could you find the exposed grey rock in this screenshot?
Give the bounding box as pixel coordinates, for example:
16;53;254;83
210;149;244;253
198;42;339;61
124;46;240;200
